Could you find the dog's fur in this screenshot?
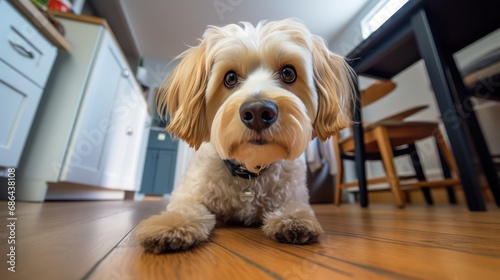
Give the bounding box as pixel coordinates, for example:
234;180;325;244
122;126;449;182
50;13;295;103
136;19;356;253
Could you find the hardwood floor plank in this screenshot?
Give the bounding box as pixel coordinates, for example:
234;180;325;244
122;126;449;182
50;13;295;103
311;204;500;279
0;201;166;280
2;201;500;279
0;201;167;239
316;205;500;258
87;235;278;280
210;227;396;279
310;234;500;279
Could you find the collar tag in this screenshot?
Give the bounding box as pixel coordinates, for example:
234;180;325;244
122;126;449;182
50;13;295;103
240;188;255;202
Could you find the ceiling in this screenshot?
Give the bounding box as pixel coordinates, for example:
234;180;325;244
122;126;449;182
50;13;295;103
119;0;370;61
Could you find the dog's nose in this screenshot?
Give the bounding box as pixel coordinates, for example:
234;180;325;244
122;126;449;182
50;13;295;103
239;101;278;131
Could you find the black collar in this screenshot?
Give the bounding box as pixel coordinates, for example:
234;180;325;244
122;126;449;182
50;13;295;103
223;160;270;179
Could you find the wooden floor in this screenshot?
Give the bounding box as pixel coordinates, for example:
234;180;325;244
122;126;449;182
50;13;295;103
1;201;500;280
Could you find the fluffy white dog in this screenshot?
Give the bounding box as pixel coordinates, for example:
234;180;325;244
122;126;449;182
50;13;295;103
136;19;356;253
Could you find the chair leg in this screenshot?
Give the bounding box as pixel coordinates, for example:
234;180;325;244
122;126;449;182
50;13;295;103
333;135;344;206
334;166;343;206
434;131;459;177
374;127;405;208
434;131;458;204
408;144;434;205
404;191;412;203
435;134;458;204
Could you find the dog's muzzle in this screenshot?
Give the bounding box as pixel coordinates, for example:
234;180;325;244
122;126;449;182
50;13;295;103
239;100;278;132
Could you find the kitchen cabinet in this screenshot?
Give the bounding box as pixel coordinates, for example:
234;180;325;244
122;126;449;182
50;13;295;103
140;129;178;196
99;72;150;190
0;0;57;168
16;14;150;201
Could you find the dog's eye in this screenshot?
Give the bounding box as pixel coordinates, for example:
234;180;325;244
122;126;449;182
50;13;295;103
224;71;238;88
281;65;297;84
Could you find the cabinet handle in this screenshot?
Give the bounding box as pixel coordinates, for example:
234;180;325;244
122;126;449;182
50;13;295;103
9;40;34;59
122;70;130;78
126;127;133;135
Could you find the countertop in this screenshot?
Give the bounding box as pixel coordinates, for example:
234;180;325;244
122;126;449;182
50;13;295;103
9;0;70;51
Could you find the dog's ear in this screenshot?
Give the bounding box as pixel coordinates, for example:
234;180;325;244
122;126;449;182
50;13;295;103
156;41;210;150
311;36;356;141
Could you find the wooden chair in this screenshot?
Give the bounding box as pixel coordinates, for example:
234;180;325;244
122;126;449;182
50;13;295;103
334;81;461;208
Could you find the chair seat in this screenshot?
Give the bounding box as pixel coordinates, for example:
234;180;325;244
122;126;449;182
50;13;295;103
341;121;439;153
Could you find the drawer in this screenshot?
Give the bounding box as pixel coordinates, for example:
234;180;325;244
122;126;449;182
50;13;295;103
0;0;57;88
148;130;178;150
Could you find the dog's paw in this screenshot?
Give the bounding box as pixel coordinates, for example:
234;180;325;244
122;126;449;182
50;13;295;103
262;212;324;245
140;230;199;253
136;211;215;254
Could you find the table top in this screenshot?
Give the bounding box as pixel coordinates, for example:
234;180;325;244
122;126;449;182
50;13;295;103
346;0;500;79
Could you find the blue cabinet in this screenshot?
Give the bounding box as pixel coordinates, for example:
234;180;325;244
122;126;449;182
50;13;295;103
140;129;178;195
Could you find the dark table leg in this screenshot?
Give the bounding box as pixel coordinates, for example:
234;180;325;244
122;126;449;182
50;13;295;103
352;77;368;207
412;9;497;211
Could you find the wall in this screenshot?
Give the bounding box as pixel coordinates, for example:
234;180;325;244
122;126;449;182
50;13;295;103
142;57;176;107
328;0;380;56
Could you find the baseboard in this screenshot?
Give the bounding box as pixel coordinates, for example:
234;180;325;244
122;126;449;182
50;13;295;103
45;182;126;200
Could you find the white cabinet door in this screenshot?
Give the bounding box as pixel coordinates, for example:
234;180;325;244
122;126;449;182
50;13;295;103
133;114;151;190
60;31;124;185
100;74;148;190
120;90;148;190
99;72;135;189
0;61;42;167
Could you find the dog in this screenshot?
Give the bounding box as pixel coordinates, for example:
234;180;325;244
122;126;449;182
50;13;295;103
136;19;356;254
